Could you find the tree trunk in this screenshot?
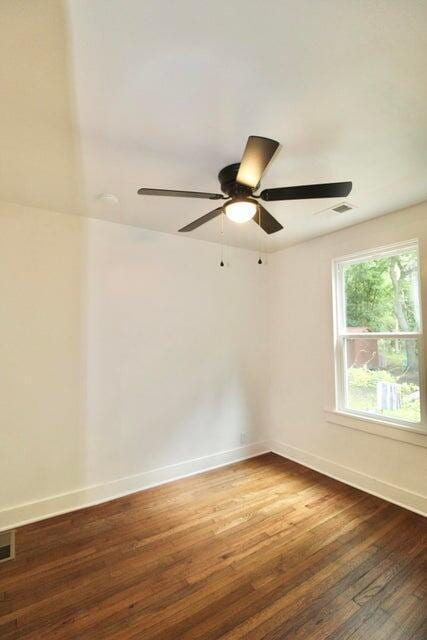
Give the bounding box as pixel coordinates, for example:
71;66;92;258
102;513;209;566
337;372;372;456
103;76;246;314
389;258;417;382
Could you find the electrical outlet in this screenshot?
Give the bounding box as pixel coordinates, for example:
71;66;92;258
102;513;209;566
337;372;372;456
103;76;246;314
240;432;248;444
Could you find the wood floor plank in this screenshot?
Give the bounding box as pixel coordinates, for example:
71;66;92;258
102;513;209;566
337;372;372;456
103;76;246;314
0;453;425;639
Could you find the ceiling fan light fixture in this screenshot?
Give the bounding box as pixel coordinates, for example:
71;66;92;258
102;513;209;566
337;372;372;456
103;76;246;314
225;199;258;224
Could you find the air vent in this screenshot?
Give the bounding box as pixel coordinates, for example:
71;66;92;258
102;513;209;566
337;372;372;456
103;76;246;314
0;530;15;563
331;202;355;214
314;202;357;217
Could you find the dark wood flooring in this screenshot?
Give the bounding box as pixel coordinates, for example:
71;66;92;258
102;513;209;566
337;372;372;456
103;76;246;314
0;453;426;639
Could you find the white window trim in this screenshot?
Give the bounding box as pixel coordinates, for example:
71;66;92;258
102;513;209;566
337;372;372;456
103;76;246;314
324;409;427;448
331;239;427;439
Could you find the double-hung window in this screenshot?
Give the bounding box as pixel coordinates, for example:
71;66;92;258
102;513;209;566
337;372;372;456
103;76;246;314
333;240;424;427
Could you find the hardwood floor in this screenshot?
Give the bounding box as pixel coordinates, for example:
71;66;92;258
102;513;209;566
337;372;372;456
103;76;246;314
0;453;426;639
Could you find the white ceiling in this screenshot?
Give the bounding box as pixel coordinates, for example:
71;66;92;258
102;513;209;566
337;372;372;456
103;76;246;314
1;1;426;251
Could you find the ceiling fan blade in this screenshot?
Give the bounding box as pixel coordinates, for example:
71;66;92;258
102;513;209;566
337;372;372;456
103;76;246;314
179;207;224;232
138;188;224;200
236;136;280;189
260;181;352;201
253;204;283;234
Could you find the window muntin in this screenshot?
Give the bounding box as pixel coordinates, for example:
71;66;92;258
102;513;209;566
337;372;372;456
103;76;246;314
334;241;423;426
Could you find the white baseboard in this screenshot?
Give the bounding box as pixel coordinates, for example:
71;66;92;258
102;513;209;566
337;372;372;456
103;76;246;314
0;441;270;532
271;440;427;517
2;439;424;532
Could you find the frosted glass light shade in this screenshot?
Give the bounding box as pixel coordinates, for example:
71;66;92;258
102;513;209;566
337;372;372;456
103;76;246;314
225;200;257;224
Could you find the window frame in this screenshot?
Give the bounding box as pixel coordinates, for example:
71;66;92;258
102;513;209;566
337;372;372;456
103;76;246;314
332;239;426;432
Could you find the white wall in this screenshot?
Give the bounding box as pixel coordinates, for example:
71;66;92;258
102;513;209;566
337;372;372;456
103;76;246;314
268;202;427;512
2;200;426;530
0;202;268;529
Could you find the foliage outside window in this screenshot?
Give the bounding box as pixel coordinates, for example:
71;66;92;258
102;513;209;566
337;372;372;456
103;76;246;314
334;241;423;426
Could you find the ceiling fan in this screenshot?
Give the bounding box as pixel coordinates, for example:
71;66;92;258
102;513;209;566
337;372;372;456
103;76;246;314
137;136;352;235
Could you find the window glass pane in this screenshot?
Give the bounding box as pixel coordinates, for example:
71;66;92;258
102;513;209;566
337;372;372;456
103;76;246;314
344;337;420;423
343;248;420;332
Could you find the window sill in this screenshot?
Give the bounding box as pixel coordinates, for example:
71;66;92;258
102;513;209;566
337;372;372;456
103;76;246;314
324;409;427;448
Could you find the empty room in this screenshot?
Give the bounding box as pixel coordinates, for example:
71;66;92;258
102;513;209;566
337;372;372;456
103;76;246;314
1;1;426;638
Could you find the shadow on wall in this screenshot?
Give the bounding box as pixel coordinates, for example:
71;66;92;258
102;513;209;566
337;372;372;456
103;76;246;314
0;0;86;216
0;0;88;513
0;2;267;520
0;201;89;511
0;199;266;515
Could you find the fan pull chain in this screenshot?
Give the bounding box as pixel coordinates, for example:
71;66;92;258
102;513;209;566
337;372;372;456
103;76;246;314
220;210;225;267
258;206;263;264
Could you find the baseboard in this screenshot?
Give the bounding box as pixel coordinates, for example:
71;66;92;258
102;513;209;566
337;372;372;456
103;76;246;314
271;440;427;517
0;441;270;532
3;439;424;532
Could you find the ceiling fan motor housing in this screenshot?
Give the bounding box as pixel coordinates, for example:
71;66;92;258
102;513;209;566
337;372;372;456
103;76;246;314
218;163;256;198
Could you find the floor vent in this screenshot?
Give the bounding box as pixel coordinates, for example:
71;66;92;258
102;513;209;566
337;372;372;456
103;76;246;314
0;531;15;562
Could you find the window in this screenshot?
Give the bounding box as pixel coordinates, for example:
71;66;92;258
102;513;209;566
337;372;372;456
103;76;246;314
333;240;424;427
